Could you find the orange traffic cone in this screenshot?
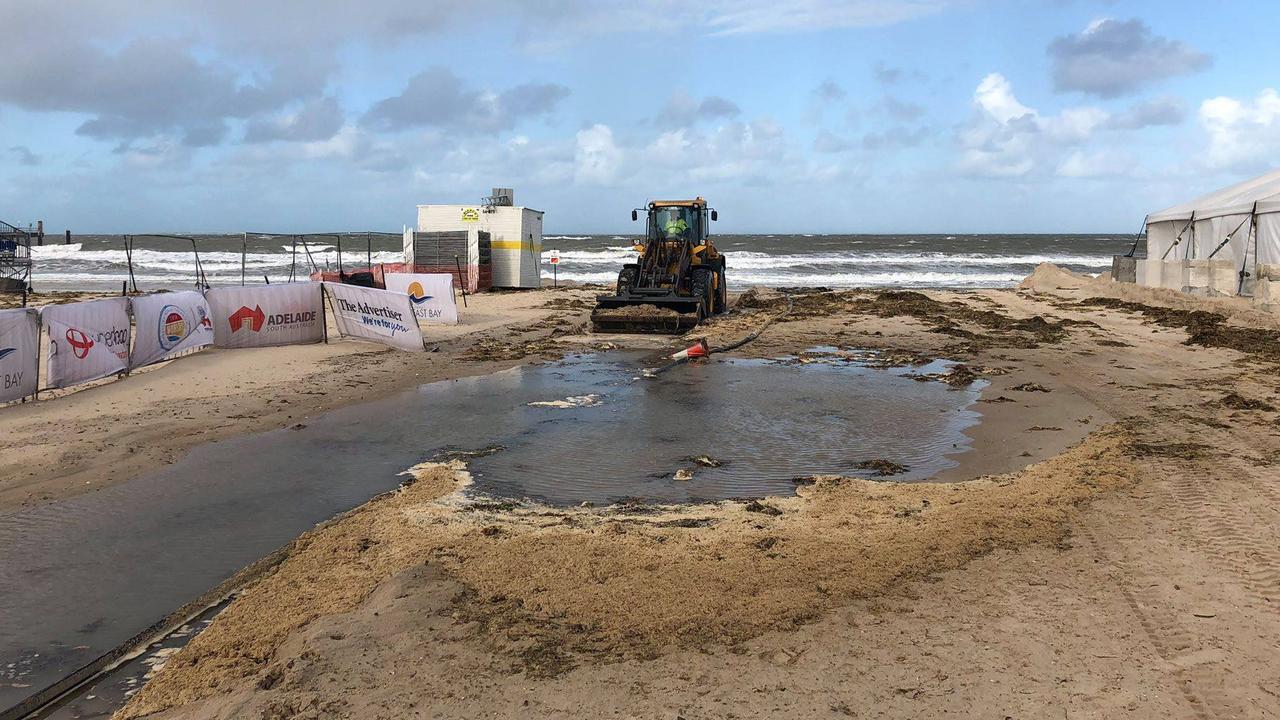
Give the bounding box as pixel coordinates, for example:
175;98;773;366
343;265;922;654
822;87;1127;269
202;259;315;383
670;338;710;360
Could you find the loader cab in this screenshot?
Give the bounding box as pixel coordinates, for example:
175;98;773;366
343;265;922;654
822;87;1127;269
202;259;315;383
633;198;717;245
650;205;701;243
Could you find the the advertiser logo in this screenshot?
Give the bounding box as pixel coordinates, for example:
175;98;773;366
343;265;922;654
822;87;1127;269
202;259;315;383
0;348;15;361
335;297;411;336
66;328;94;359
406;281;433;305
228;304;317;334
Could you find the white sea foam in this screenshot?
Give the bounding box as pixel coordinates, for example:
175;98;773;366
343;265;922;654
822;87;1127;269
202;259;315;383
31;247;402;272
537;249;1111;269
26;235;1118;291
542;269;1033;287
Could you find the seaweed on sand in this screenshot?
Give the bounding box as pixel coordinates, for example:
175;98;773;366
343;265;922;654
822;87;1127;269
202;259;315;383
1078;297;1280;363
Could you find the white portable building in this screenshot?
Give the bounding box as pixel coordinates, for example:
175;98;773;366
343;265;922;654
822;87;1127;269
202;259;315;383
1141;169;1280;296
416;189;543;288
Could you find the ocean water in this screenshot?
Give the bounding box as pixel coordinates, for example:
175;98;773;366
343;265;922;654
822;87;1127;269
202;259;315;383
23;233;1130;291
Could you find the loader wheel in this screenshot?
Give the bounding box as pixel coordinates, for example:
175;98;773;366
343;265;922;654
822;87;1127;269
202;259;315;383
617;265;638;295
715;266;728;314
691;268;713;318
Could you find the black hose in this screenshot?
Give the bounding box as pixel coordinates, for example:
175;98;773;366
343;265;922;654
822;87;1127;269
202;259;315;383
645;294;795;377
714;294;794;352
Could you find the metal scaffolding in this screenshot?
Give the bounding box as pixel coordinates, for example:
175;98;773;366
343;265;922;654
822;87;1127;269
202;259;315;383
0;220;33;293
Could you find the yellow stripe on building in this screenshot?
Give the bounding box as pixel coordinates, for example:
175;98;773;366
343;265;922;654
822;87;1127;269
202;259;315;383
490;239;543;253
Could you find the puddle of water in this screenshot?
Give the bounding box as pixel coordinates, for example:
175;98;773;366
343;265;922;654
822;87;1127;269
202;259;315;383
0;350;983;714
32;599;231;720
467;353;983;505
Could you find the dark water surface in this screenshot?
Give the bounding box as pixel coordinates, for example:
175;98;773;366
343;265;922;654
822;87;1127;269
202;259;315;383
0;352;983;712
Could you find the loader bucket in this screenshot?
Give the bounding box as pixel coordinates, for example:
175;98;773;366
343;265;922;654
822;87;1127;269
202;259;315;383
590;294;703;333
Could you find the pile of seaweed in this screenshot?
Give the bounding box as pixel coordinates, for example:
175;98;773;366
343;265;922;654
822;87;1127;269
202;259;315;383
735;288;1083;349
1079;297;1280;363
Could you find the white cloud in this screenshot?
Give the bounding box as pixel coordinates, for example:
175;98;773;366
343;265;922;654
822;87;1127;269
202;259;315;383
704;0;956;34
958;73;1123;178
646;129;694;166
973;73;1034;124
1056;150;1135;178
1199;89;1280;171
1042;107;1109;143
574;124;623;185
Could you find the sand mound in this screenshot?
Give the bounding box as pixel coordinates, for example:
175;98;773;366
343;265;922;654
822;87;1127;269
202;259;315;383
118;427;1136;719
1018;262;1097;292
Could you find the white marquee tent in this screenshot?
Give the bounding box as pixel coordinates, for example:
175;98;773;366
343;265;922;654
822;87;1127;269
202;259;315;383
1142;169;1280;295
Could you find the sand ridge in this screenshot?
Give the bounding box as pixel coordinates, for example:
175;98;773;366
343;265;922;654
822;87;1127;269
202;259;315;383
116;424;1135;719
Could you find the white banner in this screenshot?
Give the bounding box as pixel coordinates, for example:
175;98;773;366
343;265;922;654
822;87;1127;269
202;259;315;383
383;272;458;325
207;283;324;349
323;283;424;352
0;308;39;403
43;297;131;389
130;291;215;368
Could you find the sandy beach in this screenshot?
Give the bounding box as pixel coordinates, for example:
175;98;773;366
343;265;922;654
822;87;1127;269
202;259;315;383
4;273;1280;719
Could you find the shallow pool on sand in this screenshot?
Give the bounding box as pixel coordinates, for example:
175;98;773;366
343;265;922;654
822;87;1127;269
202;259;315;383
0;350;983;716
465;352;984;505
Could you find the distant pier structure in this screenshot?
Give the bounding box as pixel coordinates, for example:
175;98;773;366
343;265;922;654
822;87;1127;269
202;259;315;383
0;219;34;293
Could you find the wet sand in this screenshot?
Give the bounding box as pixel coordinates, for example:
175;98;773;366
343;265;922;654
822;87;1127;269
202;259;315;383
0;287;604;512
5;274;1280;718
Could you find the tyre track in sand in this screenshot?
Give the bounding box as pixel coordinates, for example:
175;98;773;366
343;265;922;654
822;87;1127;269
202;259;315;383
994;290;1275;718
1076;520;1218;720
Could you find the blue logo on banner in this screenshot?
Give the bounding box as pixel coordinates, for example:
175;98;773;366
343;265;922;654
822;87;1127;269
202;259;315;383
0;348;16;360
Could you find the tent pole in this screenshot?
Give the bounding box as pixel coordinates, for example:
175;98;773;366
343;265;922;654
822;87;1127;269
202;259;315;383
1162;217;1194;260
1207;212;1254;258
1239;205;1258;295
1186;213;1196;260
32;309;41;402
1125;217;1147;258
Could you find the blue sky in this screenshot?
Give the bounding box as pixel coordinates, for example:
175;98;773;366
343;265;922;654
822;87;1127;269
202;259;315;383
2;0;1277;234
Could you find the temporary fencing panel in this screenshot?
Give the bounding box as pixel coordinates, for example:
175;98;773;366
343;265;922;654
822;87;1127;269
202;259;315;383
43;297;131;388
207;283;324;349
0;308;39;402
323;283;424;352
130;291;215;368
383;272;459;325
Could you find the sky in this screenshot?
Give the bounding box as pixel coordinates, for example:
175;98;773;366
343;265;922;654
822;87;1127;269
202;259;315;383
1;0;1277;234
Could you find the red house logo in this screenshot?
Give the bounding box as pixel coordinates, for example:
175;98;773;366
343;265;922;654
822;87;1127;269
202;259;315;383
229;305;266;332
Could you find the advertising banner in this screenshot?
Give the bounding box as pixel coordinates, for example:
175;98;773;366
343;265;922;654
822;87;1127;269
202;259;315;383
207;283;324;349
323;283;424;352
130;291;215;369
0;308;39;403
383;272;458;325
43;297;131;389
